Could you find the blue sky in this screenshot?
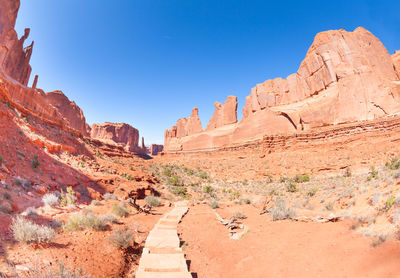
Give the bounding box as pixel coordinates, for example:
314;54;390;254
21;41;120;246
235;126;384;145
15;0;400;144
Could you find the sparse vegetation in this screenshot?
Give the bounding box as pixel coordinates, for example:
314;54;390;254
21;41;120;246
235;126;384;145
294;174;310;183
385;157;400;170
63;211;109;231
286;181;298;193
144;195;161;207
60;186;76;207
307;187;318;197
209;200;219;209
112;202;129;217
11;216;55;244
109;228;134;249
42;193;59;207
367;166;379;181
270;198;296;221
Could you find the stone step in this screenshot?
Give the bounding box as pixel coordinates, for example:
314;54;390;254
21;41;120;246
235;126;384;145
145;234;180;249
138;253;188;272
136;271;192;278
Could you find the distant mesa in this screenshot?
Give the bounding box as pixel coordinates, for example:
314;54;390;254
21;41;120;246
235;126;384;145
165;27;400;152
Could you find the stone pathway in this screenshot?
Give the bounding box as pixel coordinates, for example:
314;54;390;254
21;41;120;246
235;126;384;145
136;201;192;278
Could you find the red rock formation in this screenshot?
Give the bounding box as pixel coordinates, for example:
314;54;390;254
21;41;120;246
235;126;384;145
165;27;400;152
206;96;237;130
0;0;33;86
90;122;139;153
0;0;90;137
393;51;400;77
46;91;89;136
149;144;164;155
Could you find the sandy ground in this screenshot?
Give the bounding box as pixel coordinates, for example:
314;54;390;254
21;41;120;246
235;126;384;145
179;204;400;278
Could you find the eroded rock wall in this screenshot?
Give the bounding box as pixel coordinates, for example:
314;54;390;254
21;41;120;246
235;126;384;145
165;27;400;152
90;122;140;153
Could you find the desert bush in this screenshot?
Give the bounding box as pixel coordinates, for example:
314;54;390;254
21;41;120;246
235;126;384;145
367;166;379;181
167;175;182;186
23;207;37;216
42;193;59;207
325;202;334;211
171;186;187;197
109;228;134;249
307;187;318;197
240;198;251;205
31;155;40;169
209;200;219;209
103;193;118;200
98;214;118;224
386;158;400;170
60;187;76;206
11;216;55;244
0;155;3;164
294;174;310;183
144;195;161;207
63;211;108;231
203;185;214;194
382;195;396;212
270;198;296;221
112;203;129;218
285;181;298;193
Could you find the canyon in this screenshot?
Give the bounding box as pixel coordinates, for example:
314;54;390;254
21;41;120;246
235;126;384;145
1;1;400;277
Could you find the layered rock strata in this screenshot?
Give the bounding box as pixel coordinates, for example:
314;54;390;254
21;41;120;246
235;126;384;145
90;122;140;153
165;27;400;152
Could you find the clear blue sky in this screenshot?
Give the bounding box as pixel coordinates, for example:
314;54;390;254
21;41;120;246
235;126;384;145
15;0;400;144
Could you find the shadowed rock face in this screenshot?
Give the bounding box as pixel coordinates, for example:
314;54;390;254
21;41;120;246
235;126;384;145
149;144;164;155
90;122;139;153
165;27;400;152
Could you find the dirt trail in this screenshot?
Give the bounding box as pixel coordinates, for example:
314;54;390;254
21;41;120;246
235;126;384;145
179;204;400;278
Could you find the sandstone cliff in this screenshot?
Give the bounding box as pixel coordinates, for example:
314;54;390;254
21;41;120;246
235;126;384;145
393;51;400;78
0;0;90;137
90;122;140;153
165;27;400;152
149;144;164;156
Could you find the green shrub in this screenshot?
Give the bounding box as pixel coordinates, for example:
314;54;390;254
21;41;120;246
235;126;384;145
382;195;396;212
11;216;55;244
60;186;76;206
286;181;298;193
209;200;219;209
325;202;334;211
171;186;187;197
91;199;101;206
386;158;400;170
307;187;318;197
344;167;352;177
203;185;214;194
109;228;134;249
270;198;296;221
63;211;108;231
112;203;129;218
0;155;3;164
145;195;161;207
167;175;182;186
367;166;379;181
294;174;310;183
